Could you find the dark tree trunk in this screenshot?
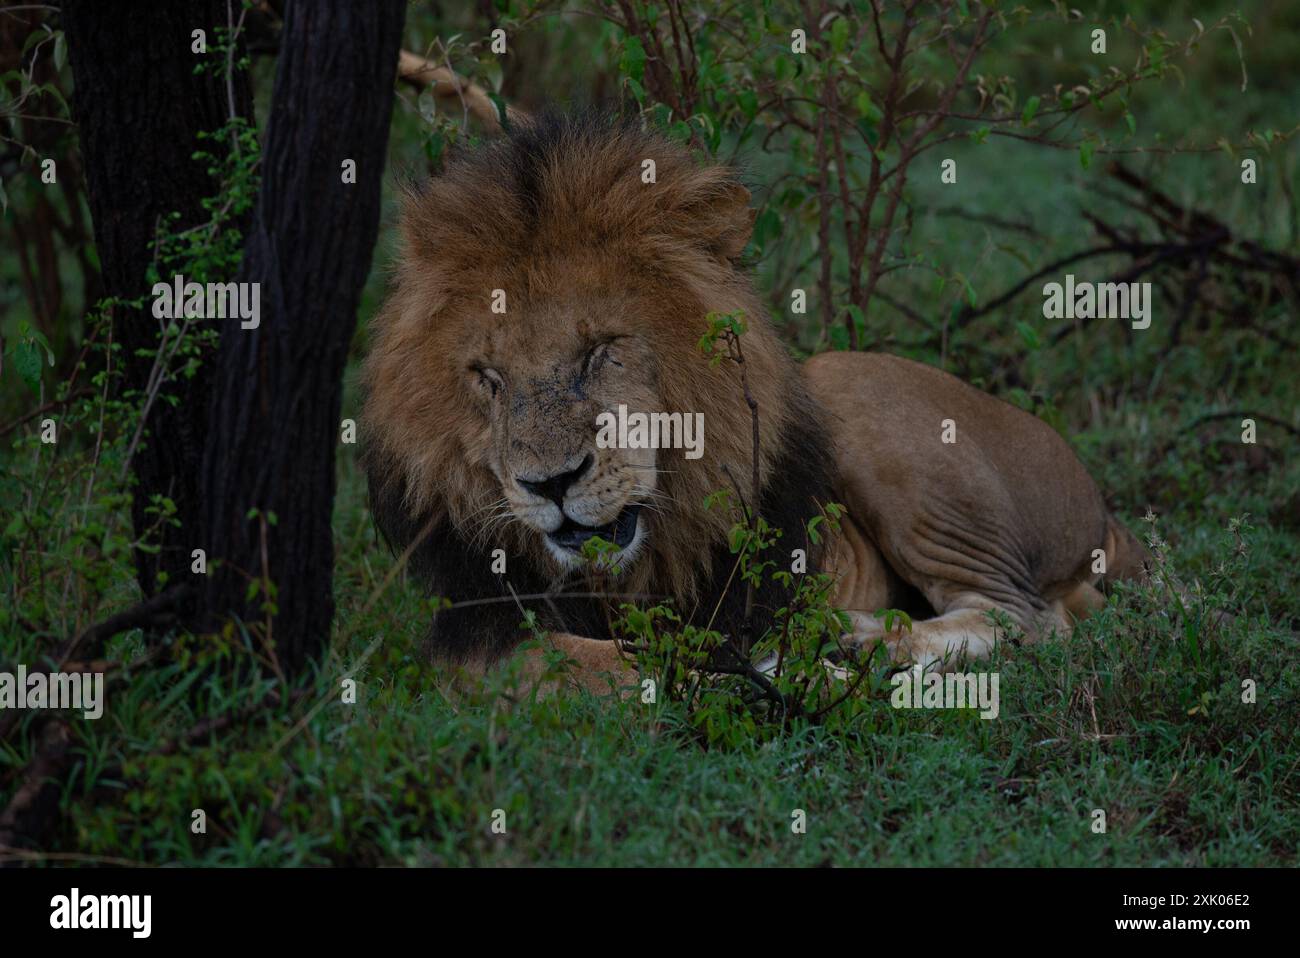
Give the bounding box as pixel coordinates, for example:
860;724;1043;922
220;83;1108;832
62;0;254;597
196;0;405;674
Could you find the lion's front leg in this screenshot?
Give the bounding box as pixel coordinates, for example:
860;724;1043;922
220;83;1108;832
844;601;1001;673
827;519;1002;672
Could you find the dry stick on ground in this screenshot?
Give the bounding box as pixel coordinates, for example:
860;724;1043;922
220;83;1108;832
0;584;192;745
160;688;311;759
2;581;288;855
1184;410;1300;440
0;687;312;862
1108;164;1300;293
396;49;526;133
0;631;160;850
1045;237;1227;346
0;719;70;860
933;206;1045;239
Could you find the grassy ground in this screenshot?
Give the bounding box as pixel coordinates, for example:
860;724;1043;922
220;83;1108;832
9;415;1292;866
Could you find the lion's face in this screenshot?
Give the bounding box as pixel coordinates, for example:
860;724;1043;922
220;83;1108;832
363;113;812;604
464;289;663;571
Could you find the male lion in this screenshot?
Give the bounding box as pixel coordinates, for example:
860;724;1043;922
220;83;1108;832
361;111;1146;691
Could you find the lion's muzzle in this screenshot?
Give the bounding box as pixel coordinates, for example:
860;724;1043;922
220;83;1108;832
548;503;642;552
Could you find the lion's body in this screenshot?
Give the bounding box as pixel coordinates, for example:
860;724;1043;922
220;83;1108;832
805;352;1146;668
361;110;1144;688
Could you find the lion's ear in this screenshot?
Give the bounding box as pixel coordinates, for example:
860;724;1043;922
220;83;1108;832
685;180;754;263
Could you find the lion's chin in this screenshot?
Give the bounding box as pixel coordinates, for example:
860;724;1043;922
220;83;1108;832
542;506;648;575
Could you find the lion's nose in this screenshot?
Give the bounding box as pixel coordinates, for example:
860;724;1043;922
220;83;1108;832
517;453;594;506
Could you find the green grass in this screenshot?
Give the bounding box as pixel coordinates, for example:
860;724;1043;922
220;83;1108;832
3;436;1290;867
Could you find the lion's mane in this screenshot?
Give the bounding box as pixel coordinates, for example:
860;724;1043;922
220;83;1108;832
361;110;837;662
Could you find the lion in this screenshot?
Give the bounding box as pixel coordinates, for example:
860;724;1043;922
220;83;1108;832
360;110;1147;693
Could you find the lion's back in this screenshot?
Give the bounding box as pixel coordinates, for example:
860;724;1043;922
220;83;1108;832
803;351;1108;604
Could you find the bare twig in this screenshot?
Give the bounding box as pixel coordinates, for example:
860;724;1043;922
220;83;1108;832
396;50;525;133
0;719;71;859
0;585;192;744
1183;410;1300;440
0;388;93;437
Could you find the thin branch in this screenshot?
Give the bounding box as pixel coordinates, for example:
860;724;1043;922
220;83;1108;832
1183;410;1300;440
396;50;525;133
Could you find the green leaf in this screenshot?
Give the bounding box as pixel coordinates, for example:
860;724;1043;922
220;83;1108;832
1124;111;1136;136
1079;140;1095;170
416;89;437;125
39;82;68;117
424;129;446;168
487;92;509;131
4;512;25;538
12;340;42;392
855;91;882;124
736;89;758;119
27;325;52;361
829;16;850;54
728;525;748;553
483;59;504;94
1015;321;1041;350
21;27;48;57
1020;96;1040;125
620;35;646;84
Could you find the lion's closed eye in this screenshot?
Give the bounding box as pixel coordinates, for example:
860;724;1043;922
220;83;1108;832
584;340;624;377
471;365;503;399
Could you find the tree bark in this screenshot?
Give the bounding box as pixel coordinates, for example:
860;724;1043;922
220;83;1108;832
62;0;254;597
196;0;405;674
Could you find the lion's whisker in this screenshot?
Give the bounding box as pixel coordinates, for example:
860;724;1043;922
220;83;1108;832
463;497;510;524
631;485;675;508
467;505;518;551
